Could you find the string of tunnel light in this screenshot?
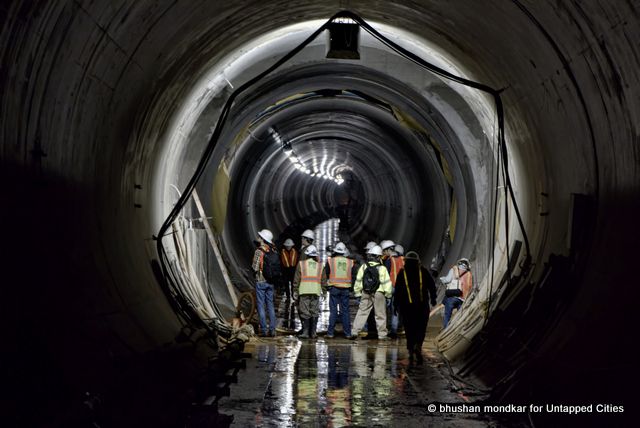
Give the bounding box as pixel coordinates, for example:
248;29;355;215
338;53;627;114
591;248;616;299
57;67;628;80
156;10;532;331
269;128;346;185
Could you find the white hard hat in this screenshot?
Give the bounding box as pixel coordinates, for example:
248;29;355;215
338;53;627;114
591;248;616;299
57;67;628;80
380;240;395;250
364;241;377;251
304;245;318;257
367;245;383;256
283;238;295;248
257;229;273;244
458;258;470;268
301;229;315;241
394;244;404;255
333;242;347;254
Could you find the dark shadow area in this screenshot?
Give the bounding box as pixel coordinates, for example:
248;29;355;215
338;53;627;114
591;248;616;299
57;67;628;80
0;163;223;427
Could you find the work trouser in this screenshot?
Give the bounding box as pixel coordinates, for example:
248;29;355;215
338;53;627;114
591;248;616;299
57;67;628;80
282;267;296;298
443;296;463;328
298;294;320;320
401;305;430;352
255;281;276;334
352;291;388;338
328;287;351;337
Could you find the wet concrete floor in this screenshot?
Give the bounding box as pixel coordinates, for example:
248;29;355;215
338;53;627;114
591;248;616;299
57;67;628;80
217;294;513;427
219;338;498;426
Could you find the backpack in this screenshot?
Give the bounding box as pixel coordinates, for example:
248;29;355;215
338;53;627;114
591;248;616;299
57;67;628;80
362;263;381;294
262;249;282;283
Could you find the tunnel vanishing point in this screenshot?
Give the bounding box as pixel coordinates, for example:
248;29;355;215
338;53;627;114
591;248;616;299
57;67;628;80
1;1;638;426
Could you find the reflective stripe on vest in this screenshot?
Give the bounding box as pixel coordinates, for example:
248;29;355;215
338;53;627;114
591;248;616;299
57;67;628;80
390;256;405;286
280;248;298;267
403;267;423;304
328;256;353;287
299;259;322;295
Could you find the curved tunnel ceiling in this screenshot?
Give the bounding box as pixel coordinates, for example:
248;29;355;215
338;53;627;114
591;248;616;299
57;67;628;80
2;0;638;421
210;63;470;282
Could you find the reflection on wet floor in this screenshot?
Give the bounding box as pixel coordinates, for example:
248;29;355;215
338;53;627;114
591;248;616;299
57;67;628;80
218;336;504;427
225;219;505;425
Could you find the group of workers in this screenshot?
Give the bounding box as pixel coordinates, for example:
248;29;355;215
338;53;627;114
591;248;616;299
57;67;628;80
251;228;473;363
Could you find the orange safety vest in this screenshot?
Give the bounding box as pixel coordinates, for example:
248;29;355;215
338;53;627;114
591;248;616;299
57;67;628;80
299;259;322;295
456;267;473;299
280;248;299;268
327;256;354;288
389;256;405;287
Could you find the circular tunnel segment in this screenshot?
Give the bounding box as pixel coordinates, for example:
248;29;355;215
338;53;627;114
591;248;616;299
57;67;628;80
215;65;486;287
165;34;502;343
4;0;638;420
177;66;495;282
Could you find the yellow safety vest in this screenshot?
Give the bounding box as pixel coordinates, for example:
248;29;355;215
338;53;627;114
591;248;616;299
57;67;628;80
328;256;354;288
299;259;322;296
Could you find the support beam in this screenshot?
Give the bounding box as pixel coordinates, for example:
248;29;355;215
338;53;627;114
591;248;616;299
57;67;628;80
192;189;239;308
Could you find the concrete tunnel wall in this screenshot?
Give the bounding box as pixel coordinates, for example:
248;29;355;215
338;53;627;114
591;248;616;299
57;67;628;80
1;0;638;414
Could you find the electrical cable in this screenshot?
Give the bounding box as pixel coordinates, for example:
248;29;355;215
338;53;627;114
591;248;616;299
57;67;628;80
486;117;502;323
155;10;533;333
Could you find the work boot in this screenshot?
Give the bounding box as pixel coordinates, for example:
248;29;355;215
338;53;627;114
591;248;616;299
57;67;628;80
298;319;309;339
309;317;318;339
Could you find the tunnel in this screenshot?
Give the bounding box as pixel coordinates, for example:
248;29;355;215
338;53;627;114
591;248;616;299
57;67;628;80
1;1;637;426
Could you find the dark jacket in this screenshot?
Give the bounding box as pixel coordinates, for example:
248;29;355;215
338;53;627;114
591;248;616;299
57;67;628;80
394;261;437;313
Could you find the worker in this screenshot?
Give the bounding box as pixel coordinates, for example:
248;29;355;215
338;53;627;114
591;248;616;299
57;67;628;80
390;243;405;337
278;238;298;332
293;245;327;339
394;251;437;364
357;241;378;336
251;229;279;337
440;258;473;328
279;238;298;299
380;240;405;338
323;242;357;338
350;245;393;340
299;229;316;261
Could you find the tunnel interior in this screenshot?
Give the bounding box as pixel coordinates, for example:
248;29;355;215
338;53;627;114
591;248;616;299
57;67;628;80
2;1;637;425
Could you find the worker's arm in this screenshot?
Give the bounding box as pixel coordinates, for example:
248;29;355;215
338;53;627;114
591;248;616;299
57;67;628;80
379;266;393;298
292;264;301;300
424;266;438;307
353;265;364;297
439;267;454;284
252;248;264;281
